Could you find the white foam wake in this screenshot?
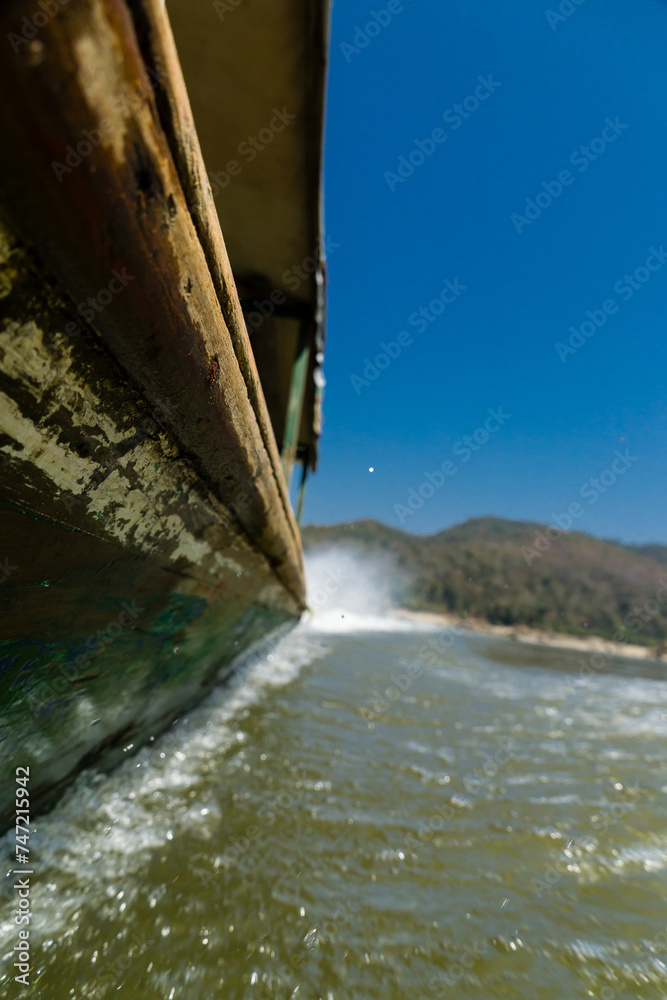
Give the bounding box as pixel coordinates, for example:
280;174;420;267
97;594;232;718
0;542;422;949
302;607;422;633
0;622;328;949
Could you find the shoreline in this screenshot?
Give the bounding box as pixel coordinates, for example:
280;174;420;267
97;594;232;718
391;608;667;663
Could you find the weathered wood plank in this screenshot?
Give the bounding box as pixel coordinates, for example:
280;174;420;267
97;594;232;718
0;218;299;829
129;0;301;539
0;0;304;603
0;0;313;831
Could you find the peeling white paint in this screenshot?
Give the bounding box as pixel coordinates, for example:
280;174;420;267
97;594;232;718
0;229;17;299
0;318;243;575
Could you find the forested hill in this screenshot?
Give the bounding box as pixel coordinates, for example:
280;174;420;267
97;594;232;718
621;542;667;566
301;517;667;648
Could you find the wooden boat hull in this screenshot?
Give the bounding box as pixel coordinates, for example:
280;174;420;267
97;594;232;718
0;217;302;829
0;0;328;832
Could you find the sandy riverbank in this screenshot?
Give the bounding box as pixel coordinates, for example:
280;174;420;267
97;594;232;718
392;608;667;663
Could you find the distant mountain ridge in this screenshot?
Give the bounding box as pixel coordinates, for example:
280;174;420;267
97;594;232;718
301;517;667;647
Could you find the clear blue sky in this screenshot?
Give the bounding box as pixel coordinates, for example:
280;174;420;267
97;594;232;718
303;0;667;543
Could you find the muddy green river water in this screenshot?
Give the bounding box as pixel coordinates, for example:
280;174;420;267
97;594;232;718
2;605;667;999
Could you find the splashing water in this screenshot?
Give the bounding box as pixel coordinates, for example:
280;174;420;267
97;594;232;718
303;545;416;633
1;583;666;999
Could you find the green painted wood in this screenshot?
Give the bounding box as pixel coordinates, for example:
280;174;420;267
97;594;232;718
281;326;311;486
